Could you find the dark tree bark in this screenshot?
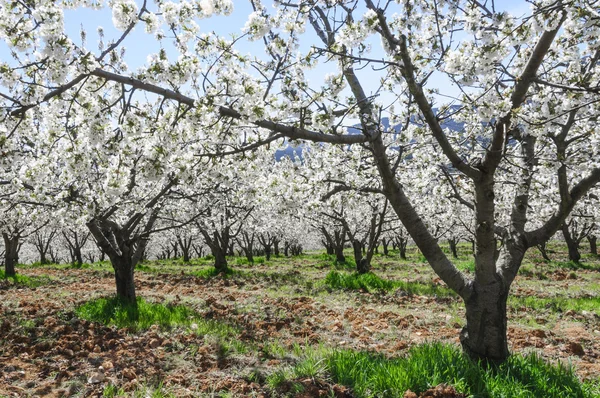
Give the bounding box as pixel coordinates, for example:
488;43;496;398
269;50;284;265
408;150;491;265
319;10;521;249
395;236;408;260
33;230;57;265
382;238;389;256
199;227;231;274
63;229;90;267
172;242;179;259
333;228;346;263
85;175;170;306
537;241;551;262
192;244;204;259
562;223;581;263
176;234;193;263
237;231;255;264
87;215;154;304
342;203;387;274
588;235;598;256
257;233;276;261
320;227;335;255
2;232;20;277
273;239;280;256
448;238;459;259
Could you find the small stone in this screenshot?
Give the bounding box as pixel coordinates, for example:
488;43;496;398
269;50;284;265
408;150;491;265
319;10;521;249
122;368;137;380
88;372;105;384
148;338;161;349
531;329;546;338
566;342;585;357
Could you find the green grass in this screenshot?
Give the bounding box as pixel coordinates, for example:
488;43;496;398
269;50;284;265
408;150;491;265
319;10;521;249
290;343;598;398
76;297;201;331
455;258;475;273
511;295;600;316
323;271;455;296
76;297;243;348
551;261;600;271
192;267;239;279
103;383;175;398
0;270;49;287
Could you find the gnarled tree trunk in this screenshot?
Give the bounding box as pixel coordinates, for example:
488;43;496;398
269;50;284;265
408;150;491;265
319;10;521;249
588;235;597;256
87;207;159;305
2;232;20;278
448;238;459;259
562;223;581;263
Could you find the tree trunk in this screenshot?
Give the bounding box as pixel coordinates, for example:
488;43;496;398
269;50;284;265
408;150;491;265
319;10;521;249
395;237;408;260
74;247;83;267
273;239;280;256
214;247;229;273
113;257;137;304
244;249;254;264
39;253;49;265
382;238;389;256
352;239;371;274
460;280;509;362
448;238;458;259
3;233;19;277
562;223;581;263
588;235;597;255
537;241;551;262
399;244;407;260
334;243;345;263
325;243;334;255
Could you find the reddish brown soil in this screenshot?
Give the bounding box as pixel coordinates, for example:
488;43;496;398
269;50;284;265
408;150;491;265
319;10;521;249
1;265;599;397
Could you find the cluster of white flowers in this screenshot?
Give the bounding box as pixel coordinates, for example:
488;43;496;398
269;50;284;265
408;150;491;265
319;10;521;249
243;11;271;41
110;0;138;31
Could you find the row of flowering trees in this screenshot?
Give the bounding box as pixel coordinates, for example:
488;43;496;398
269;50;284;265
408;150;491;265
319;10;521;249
1;0;599;362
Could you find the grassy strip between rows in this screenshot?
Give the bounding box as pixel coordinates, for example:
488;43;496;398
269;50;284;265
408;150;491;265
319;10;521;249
277;343;599;398
510;295;600;316
323;270;455;296
75;297;238;337
0;269;50;287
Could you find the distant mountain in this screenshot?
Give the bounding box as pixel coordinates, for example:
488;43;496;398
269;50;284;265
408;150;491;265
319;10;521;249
274;105;468;160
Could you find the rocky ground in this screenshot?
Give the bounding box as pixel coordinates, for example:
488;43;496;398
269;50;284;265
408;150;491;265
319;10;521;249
1;250;599;397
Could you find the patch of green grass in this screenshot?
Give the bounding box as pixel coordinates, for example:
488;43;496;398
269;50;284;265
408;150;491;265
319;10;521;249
511;295;600;316
324;270;396;291
192;267;239;279
235;257;252;266
103;383;175;398
319;343;597;398
135;264;155;272
552;261;600;271
21;261;61;268
76;297;202;331
454;258;475;273
323;271;455;297
0;270;49;288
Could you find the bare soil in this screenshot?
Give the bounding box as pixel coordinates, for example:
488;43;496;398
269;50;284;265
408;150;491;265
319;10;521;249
1;251;599;397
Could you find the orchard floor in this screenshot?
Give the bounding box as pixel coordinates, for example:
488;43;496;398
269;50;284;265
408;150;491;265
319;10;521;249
1;246;600;397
